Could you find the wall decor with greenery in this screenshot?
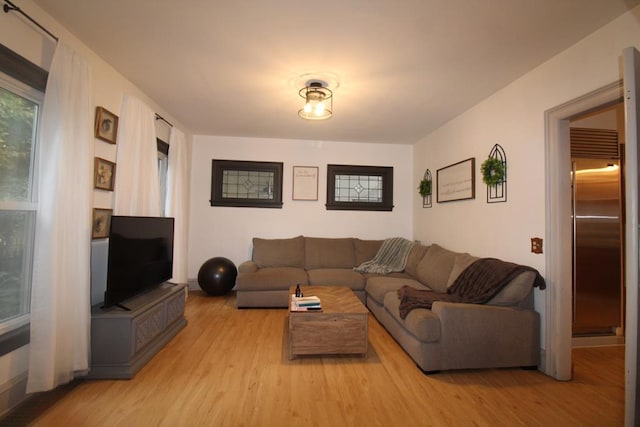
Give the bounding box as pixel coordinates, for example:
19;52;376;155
418;169;432;208
481;144;507;203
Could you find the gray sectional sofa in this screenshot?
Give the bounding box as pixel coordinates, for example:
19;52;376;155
236;236;542;372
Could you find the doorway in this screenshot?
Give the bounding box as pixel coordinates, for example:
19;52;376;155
570;104;625;346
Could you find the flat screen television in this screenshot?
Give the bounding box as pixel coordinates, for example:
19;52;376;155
104;215;175;309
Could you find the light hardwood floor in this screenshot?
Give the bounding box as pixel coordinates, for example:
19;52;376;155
11;290;624;426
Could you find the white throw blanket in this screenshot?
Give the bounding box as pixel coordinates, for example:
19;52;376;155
354;237;416;274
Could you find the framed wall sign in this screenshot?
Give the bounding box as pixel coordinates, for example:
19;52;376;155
437;158;475;203
292;166;318;201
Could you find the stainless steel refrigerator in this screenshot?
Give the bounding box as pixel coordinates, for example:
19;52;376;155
571;157;623;336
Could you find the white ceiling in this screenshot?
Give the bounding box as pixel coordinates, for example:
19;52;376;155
34;0;639;144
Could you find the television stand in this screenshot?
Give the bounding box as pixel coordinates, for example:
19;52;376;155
88;282;187;379
102;303;131;311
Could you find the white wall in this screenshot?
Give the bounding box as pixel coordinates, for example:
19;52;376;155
188;136;413;280
0;0;192;412
413;6;640;350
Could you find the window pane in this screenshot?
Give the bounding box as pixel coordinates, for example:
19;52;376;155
0;210;33;321
158;151;168;214
334;174;383;203
0;87;38;201
222;170;275;200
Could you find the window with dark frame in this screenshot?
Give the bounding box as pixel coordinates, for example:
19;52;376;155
210;160;283;208
0;44;48;356
326;164;394;211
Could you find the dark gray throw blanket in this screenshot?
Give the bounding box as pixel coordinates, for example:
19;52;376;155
397;257;546;319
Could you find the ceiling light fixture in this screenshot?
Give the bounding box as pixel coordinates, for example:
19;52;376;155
298;80;333;120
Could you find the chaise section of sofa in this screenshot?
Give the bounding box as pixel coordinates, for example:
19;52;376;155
365;243;540;372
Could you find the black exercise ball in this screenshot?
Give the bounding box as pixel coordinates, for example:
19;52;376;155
197;257;237;296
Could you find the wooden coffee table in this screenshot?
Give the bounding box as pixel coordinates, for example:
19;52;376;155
288;286;368;359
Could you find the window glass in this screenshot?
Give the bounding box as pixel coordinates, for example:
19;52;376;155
0;75;41;327
0;87;38;201
157;139;169;215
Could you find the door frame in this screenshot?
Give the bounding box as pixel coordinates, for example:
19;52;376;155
544;81;623;380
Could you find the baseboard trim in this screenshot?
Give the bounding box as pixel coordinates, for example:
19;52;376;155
0;373;28;418
572;335;625;348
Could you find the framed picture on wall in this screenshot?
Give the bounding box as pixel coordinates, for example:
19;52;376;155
292;166;319;201
436;158;475;203
94;106;119;144
94;157;116;191
92;208;112;239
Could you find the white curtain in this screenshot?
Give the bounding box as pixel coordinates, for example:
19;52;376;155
114;95;160;216
27;43;93;393
165;128;189;285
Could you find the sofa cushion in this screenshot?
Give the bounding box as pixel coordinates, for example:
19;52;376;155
446;253;479;287
487;271;536;307
405;244;430;278
305;237;355;269
383;291;441;342
414;243;457;293
307;268;366;290
235;267;308;291
237;260;259;273
252;236;304;268
353;239;383;265
365;276;428;305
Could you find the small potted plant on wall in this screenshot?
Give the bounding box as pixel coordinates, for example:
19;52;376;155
480;157;505;187
418;178;432;197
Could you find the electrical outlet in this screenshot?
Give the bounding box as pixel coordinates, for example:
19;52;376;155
531;237;543;254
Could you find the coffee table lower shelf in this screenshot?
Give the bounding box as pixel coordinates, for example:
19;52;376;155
288;286;368;359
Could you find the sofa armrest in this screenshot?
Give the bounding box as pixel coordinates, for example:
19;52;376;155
238;260;259;273
431;301;540;369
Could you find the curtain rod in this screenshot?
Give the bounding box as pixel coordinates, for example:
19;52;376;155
3;0;58;42
155;113;173;127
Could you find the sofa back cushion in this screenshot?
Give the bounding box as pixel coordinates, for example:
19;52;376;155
446;252;479;287
414;243;457;293
487;271;536;307
305;237;355;269
405;244;430;278
353;239;383;266
252;236;305;268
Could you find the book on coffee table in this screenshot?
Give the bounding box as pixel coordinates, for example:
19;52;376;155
291;295;322;311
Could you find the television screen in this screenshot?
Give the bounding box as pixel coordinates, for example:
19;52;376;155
104;216;175;308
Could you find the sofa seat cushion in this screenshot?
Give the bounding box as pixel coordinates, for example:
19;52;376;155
307;268;365;290
383;291;441;343
305;237;355;269
365;276;427;305
235;267;308;291
252;236;305;268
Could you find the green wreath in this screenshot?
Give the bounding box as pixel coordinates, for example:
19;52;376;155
480;157;505;186
417;178;431;197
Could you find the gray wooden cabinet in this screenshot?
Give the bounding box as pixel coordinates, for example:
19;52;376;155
88;282;187;379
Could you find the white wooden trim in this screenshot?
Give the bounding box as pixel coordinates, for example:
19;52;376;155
623;46;640;427
544;81;623;380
